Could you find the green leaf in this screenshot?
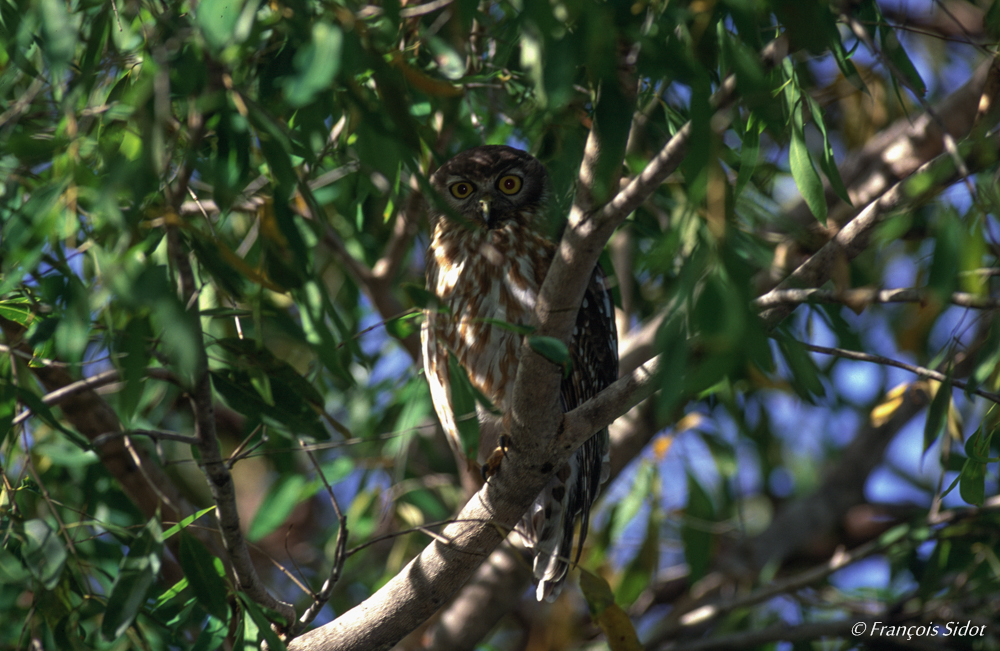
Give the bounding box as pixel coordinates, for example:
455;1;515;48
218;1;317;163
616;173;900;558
0;365;16;447
610;462;652;540
0;297;33;325
923;372;951;455
775;334;825;401
102;517;163;641
162;506;217;540
447;352;481;459
928;215;961;302
192;615;229;651
789;102;827;224
39;0;78;76
283;22;343;108
179;531;230;622
734;114;761;199
614;507;659;607
119;316;152;421
237;593;287;650
152;577;190;612
681;474;714;582
22;519;67;590
197;0;252;50
959;425;994;506
579;569;643;651
655;315;690;423
804;93;852;206
0;548;31;584
880;22;926;97
248;474;307;541
528;335;571;369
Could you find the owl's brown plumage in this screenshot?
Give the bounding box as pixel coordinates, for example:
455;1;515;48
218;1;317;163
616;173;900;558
421;145;618;601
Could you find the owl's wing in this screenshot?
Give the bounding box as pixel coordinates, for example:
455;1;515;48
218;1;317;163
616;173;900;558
526;263;618;602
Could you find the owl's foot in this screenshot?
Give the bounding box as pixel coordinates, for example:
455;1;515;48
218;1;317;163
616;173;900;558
481;434;511;481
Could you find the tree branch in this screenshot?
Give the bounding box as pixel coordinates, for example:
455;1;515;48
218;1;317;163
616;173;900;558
290;35;792;651
753;287;1000;311
757;129;1000;330
0;317;223;576
803;342;1000;405
165;227;296;625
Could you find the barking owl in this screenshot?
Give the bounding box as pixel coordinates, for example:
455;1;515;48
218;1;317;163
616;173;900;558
421;145;618;601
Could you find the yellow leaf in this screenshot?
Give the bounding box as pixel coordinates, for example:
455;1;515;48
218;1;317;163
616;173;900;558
579;569;643;651
388;52;464;97
597;604;644;651
653;435;673;461
870;382;911;427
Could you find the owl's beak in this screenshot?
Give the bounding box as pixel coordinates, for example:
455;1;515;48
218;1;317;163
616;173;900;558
478;198;493;227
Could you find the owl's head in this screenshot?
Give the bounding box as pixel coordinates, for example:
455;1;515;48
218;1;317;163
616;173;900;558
430;145;549;230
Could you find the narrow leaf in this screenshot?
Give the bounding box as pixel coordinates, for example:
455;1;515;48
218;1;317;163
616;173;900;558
102;518;163;641
923;375;951;454
179;531;230;622
447;352;481;459
527;335;570;367
789;106;827;224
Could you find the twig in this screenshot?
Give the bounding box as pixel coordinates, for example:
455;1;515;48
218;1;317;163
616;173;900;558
559;354;661;454
753;287;1000;311
225;426;268;469
801;342;1000;405
11;368;177;427
165;225;296;625
293;446;349;636
91;429;199;446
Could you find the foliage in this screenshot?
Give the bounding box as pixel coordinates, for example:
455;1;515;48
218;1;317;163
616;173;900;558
1;0;999;649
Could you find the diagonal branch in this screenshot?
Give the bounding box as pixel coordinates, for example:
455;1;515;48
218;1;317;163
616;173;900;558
758;129;1000;330
288;35;794;651
753;287;1000;311
803;342;1000;405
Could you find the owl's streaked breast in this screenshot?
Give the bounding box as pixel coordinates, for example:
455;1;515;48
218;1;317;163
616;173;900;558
425;219;554;411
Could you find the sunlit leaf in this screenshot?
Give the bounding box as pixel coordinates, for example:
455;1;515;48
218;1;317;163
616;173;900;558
283;22;343;108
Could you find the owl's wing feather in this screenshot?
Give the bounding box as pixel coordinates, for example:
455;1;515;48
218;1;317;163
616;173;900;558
528;264;618;602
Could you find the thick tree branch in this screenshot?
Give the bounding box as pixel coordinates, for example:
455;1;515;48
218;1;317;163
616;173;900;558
290;35;793;651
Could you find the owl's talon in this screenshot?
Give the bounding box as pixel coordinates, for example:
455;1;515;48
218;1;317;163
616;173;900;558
481;435;511;481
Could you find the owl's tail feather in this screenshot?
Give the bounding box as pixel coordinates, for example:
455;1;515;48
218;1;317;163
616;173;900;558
521;432;612;602
526;463;578;603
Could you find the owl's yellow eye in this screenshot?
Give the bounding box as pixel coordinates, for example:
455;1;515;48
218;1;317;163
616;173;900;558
450;182;475;199
497;175;522;195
